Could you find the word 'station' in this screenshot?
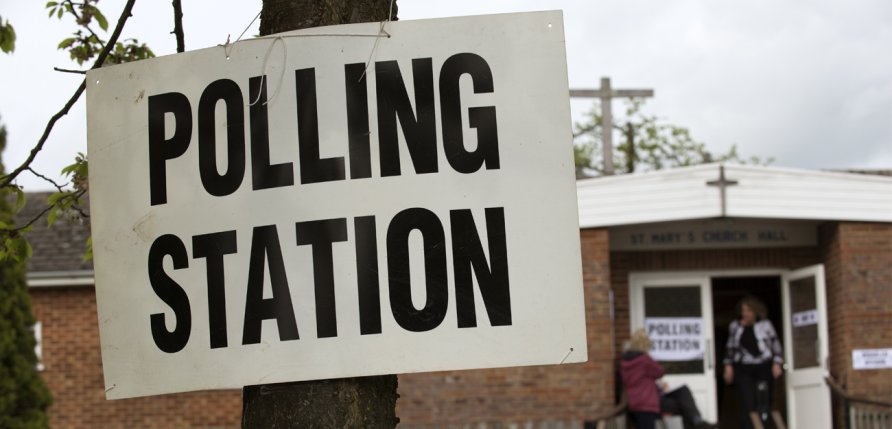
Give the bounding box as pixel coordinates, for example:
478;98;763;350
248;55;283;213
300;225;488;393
149;208;510;353
86;12;586;400
146;53;507;353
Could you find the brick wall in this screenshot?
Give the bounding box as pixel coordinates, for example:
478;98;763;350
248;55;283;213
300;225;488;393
396;228;615;426
29;228;615;428
821;222;892;427
30;287;242;429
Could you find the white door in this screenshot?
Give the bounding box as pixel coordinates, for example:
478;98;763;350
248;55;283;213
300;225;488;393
630;273;717;422
782;265;831;429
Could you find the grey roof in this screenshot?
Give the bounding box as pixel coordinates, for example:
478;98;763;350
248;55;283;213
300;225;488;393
16;192;92;273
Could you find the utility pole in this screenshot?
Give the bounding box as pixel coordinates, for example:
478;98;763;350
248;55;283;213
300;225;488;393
570;77;653;175
241;1;399;427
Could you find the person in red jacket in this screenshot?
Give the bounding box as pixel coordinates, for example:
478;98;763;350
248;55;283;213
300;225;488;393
621;329;665;429
621;329;717;429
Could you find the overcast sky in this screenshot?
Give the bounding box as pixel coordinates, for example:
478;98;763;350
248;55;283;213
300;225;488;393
1;0;889;191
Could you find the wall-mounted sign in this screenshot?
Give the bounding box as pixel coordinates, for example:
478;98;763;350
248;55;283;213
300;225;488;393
792;309;819;328
645;317;704;361
853;349;892;370
86;11;587;400
611;219;818;251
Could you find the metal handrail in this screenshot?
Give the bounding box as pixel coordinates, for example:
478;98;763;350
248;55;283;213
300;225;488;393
825;375;892;408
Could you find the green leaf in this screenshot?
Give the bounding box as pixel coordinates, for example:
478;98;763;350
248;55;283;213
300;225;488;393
24;240;32;260
94;8;108;31
47;192;65;205
58;8;64;19
4;237;15;256
58;37;76;49
83;236;93;262
0;18;15;54
45;1;58;7
14;186;25;213
0;36;12;54
47;207;58;227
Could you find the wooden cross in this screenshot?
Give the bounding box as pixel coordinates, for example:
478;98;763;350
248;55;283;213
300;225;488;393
706;165;739;217
570;77;653;175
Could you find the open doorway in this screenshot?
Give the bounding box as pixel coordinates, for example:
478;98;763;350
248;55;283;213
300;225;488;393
711;276;787;429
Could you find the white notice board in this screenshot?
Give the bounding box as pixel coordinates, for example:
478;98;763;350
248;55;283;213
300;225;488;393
853;349;892;370
86;11;586;399
645;317;705;361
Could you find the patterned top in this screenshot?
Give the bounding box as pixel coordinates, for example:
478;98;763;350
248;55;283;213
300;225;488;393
723;319;784;366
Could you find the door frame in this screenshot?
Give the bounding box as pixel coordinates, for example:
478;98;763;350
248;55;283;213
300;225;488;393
781;264;831;429
629;268;789;424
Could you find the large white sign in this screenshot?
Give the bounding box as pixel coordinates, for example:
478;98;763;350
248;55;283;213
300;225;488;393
645;317;704;361
86;12;586;399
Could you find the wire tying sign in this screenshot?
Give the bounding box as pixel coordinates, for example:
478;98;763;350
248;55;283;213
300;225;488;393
86;11;586;399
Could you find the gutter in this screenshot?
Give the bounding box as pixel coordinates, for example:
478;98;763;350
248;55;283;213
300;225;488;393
27;270;94;288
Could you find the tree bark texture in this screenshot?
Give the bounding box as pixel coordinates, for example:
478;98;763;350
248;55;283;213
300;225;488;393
259;0;396;35
243;376;398;428
243;1;399;428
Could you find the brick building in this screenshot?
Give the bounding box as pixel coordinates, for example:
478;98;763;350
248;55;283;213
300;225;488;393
25;164;891;428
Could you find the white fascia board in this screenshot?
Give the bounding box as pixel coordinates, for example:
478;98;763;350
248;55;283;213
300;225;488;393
28;270;95;288
577;164;722;228
724;165;892;222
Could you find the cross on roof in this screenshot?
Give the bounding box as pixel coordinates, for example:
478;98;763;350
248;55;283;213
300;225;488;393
570;77;653;175
706;165;739;217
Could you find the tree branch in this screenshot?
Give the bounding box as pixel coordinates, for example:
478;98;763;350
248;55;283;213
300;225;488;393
172;0;185;53
54;66;87;74
64;0;102;43
90;0;136;69
0;0;137;190
0;190;89;233
572;125;595;139
0;81;86;190
27;167;68;192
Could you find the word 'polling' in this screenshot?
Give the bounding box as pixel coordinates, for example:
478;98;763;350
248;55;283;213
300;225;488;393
148;53;500;205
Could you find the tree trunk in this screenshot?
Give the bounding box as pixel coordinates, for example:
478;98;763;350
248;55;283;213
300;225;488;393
259;0;396;36
242;1;399;428
242;376;398;428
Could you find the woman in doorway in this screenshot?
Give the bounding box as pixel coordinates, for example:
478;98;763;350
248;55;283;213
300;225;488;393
723;295;784;429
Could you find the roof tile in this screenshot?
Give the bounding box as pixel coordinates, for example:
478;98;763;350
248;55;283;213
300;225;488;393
16;192;92;273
